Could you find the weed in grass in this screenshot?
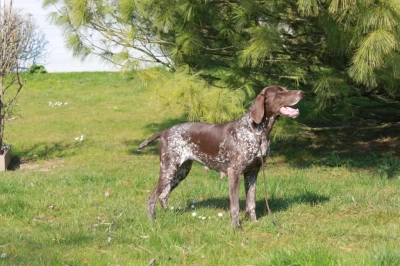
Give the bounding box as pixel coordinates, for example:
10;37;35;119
0;198;31;219
370;250;400;266
265;246;337;266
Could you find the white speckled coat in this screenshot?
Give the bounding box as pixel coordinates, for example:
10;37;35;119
139;86;303;228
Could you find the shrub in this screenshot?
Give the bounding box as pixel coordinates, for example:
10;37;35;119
28;64;47;74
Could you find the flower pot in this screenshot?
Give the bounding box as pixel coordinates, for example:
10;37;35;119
0;147;12;171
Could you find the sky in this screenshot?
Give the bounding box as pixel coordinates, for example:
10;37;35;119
10;0;118;72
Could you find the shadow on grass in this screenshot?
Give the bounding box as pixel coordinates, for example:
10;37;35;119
271;126;400;178
9;141;82;169
190;191;329;219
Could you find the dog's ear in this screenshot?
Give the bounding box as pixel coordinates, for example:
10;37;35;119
250;89;266;124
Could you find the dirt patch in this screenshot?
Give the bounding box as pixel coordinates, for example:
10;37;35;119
9;158;65;172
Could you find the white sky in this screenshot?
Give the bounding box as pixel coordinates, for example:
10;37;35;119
10;0;118;72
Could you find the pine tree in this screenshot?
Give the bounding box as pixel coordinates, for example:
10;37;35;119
43;0;400;124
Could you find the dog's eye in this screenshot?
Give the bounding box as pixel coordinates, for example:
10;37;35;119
276;87;288;93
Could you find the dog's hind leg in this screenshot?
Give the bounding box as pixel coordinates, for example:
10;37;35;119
148;186;161;221
147;160;193;221
171;160;193;191
159;160;193;208
148;162;178;221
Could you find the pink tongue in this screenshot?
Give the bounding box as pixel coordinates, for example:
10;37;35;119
279;107;299;118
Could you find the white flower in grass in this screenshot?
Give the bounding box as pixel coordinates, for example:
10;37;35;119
192;212;197;217
49;101;68;107
0;253;6;259
218;213;223;217
74;135;84;141
170;207;174;210
191;204;195;209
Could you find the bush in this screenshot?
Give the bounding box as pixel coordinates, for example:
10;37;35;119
28;64;47;74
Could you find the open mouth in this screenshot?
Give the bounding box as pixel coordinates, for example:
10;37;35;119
278;92;302;118
279;98;301;118
279;106;300;118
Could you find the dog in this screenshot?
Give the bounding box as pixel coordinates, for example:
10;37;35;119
138;86;303;228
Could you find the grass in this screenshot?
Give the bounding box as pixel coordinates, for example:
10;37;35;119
0;72;400;265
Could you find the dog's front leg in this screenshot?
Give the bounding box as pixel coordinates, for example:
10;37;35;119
228;169;242;229
244;169;259;221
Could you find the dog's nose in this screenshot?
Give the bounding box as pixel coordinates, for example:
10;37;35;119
298;91;303;97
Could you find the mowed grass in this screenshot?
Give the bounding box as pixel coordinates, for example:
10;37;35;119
0;72;400;265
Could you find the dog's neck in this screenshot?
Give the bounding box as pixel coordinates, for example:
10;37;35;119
256;116;276;157
252;115;276;133
254;116;267;132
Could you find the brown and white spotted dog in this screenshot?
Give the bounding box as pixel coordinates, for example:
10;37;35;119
138;86;303;229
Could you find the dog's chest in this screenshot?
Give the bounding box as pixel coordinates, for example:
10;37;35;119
231;126;261;156
202;126;263;170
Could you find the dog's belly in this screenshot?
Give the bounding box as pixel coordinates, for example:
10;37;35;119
191;152;230;173
190;145;259;174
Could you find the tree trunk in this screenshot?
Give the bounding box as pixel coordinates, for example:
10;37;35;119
0;75;3;151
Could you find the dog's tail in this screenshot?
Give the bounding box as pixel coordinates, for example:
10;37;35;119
138;131;164;151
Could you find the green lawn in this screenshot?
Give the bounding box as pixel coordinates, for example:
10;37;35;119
0;72;399;265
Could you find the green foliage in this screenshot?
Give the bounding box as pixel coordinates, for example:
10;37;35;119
270;118;300;141
239;27;280;68
42;0;400;124
28;64;47;74
349;29;397;88
141;67;247;123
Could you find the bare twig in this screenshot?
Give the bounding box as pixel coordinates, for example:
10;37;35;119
300;122;400;132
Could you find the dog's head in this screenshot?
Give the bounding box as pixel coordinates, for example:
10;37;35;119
250;86;303;124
